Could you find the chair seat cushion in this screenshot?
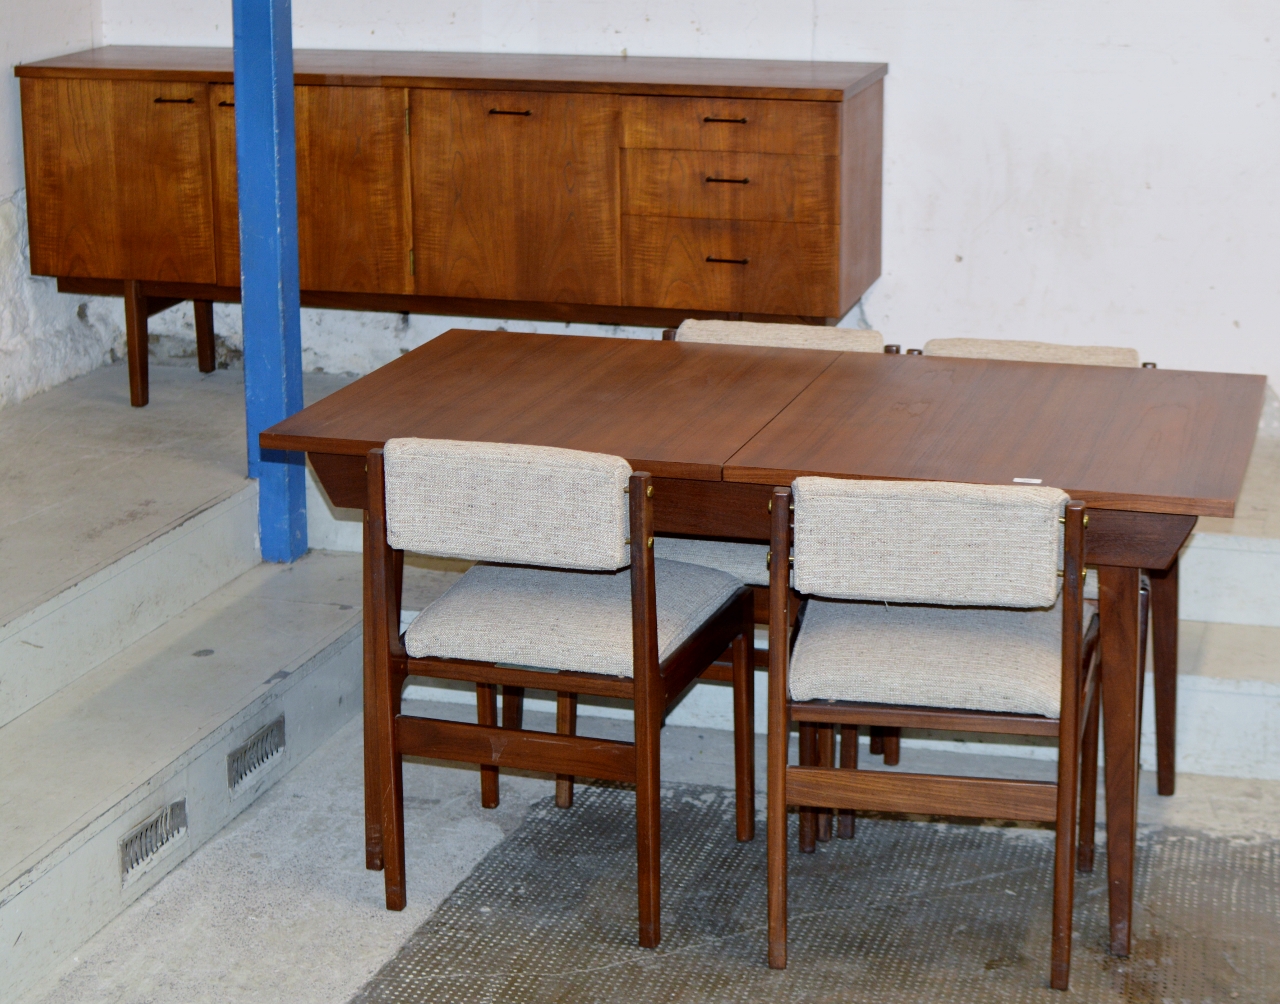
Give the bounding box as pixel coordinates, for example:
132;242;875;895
404;558;742;677
653;537;770;587
789;597;1064;717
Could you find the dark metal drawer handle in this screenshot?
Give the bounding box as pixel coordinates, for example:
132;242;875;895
489;108;532;116
704;116;748;124
705;176;750;185
218;100;235;108
154;97;196;104
706;256;749;265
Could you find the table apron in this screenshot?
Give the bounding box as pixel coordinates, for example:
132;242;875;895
308;454;1196;569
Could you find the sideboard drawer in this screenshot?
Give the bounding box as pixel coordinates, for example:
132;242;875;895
622;149;837;224
622;216;839;316
622;96;838;156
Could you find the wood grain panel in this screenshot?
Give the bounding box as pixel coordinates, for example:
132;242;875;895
260;328;839;479
296;85;413;294
18;47;887;104
724;352;1266;517
622;96;838;155
786;766;1059;822
206;85;414;293
839;77;883;313
623;216;839;316
208;83;239;286
622;149;837;224
396;717;637;782
21;77;215;282
412;89;620;305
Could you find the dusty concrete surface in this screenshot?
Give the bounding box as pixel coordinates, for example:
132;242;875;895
17;697;1280;1004
0;364;352;626
353;783;1280;1004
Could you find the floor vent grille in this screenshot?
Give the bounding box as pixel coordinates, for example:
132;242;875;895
120;800;187;880
228;716;286;791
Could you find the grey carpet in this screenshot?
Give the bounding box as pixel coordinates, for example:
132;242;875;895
351;782;1279;1002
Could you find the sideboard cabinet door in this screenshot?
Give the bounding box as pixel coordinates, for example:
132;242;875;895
208;85;414;294
411;90;621;306
21;78;216;283
295;86;414;294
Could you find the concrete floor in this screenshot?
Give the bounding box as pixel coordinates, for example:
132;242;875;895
0;363;353;628
18;699;1280;1004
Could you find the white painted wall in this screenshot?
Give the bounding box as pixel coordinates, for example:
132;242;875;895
96;0;1280;387
4;1;1278;401
0;1;125;409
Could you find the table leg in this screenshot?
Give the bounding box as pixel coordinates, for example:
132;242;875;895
364;513;384;870
1099;565;1142;956
1149;558;1179;796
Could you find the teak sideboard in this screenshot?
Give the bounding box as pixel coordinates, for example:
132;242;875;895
16;47;887;405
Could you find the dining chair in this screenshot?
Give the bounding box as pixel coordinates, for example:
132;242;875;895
366;438;756;947
924;336;1171;795
765;477;1099;990
655;319;891;688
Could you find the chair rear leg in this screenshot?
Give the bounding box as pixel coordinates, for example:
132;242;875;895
731;624;756;841
477;683;499;808
869;725;884;756
837;724;858;839
798;722;818;853
1077;689;1100;872
816;723;835;842
556;692;578;808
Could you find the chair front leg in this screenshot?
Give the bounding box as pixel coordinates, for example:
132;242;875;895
477;683;499;808
837;724;859;839
1078;687;1100;873
731;616;756;842
798;722;818;853
816;723;835;842
555;692;578;809
502;685;525;730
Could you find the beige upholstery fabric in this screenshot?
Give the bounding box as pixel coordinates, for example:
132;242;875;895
1084;567;1099;601
676;320;884;353
791;478;1067;608
404;558;742;676
789;596;1064;717
923;338;1141;368
653;537;770;587
383;439;632;571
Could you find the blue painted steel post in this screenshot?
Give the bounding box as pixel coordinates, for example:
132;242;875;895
233;0;307;561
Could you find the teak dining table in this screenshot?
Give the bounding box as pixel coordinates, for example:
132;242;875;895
261;327;1265;958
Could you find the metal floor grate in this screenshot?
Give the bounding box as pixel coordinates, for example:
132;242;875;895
351;782;1279;1003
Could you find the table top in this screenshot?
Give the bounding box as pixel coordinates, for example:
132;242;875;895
15;46;886;102
724;352;1265;517
260;329;840;481
261;328;1265;517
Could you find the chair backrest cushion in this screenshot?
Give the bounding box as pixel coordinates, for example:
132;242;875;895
923;337;1140;368
383;438;632;570
791;478;1068;607
677;319;884;353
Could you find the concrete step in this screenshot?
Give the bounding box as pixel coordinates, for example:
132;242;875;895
0;485;260;729
0;551;363;1004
